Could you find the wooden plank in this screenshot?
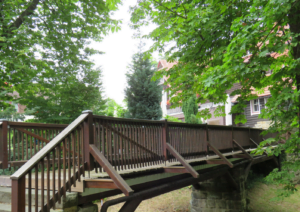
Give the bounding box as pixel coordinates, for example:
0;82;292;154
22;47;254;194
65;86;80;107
89;144;133;196
232;154;251;159
206;159;230;165
84;179;118;189
232;139;253;160
163;166;189;174
206;141;234;168
166;143;199;178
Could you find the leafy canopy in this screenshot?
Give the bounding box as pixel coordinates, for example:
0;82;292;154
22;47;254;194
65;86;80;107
0;0;120;119
131;0;300;196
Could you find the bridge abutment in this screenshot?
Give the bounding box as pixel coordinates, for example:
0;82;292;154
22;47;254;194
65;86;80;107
191;166;248;212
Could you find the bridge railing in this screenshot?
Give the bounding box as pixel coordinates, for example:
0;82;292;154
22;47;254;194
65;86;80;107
0;120;67;169
10;112;92;212
91;116;269;171
93;115;165;171
10;111;274;212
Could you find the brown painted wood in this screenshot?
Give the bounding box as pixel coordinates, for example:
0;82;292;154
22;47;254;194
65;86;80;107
35;165;38;212
84;179;119;189
47;154;50;212
207;141;234;168
11;177;26;212
0;121;8;169
119;198;143;212
163;166;189;174
89;144;133;196
57;145;61;204
41;159;44;212
28;171;32;212
232;139;253;160
101;122;160;158
15;127;50;144
166;143;199;178
10;113;88;180
206;159;229;165
52;149;56;209
232;154;251;159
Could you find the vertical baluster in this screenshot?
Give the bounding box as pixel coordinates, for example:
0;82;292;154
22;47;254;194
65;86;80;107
47;154;50;212
81;126;85;177
23;132;25;160
13;128;16;161
125;122;129;170
38;130;41;152
34;129;37;156
144;125;148;166
118;122;124;170
35;164;38;212
77;128;81;181
129;124;133;169
101;120;105;172
52;149;56;209
134;125;138;168
68;137;71;192
57;144;61;204
17;130;20;161
8;128;11;165
41;159;44;212
112;122;117;170
30;130;32;158
93;124;98;173
28;170;32;212
72;132;76;187
63;139;66;198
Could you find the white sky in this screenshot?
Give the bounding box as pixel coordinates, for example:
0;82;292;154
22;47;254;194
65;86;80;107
90;0;157;106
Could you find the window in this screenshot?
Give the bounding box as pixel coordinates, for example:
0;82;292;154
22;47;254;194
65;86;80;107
250;99;260;115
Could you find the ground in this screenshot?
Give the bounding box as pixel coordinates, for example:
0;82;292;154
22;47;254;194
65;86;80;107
97;184;300;212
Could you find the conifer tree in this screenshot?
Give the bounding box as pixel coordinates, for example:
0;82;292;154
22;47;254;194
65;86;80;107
182;95;202;124
125;45;162;120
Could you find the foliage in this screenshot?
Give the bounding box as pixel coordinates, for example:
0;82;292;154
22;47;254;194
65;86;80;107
131;0;300;197
0;0;120;122
124;43;162;120
100;98;127;118
0;105;25;121
182;95;202;124
20;68;106;124
164;115;182;122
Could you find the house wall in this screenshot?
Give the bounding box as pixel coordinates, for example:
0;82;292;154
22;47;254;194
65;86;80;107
239;97;271;129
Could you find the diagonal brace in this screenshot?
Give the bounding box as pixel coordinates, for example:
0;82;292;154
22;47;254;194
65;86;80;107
101;123;160;158
89;144;133;196
207;141;234;168
232;139;253;161
166;143;199;178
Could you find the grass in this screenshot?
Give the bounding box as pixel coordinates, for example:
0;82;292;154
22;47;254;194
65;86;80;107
97;184;300;212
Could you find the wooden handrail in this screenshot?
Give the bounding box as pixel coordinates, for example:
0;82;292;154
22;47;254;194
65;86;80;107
8;121;67;128
10;113;88;180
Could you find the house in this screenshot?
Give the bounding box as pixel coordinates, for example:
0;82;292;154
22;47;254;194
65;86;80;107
158;60;271;129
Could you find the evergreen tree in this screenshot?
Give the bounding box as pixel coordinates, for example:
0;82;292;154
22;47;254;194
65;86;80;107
182;95;202;124
125;46;162;120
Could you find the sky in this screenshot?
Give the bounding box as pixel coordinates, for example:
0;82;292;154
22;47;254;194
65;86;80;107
90;0;157;106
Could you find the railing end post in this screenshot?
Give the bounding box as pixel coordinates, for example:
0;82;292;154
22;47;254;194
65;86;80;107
0;119;8;169
83;110;94;171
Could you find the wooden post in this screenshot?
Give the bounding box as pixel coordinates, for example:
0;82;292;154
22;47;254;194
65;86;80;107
162;119;168;161
0;119;8;169
11;177;26;212
83;110;94;171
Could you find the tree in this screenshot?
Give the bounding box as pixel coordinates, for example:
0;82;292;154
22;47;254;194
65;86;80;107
21;67;106;124
131;0;300;196
0;105;25;121
182;94;202;124
101;98;127;118
0;0;120;111
125;45;162;120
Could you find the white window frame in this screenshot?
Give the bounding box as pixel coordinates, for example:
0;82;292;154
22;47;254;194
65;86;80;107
250;99;260;115
264;98;268;109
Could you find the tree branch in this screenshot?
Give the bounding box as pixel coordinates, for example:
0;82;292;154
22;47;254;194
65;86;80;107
153;0;187;19
8;0;40;32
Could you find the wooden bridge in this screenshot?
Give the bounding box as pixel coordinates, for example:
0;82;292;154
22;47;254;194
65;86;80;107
0;111;279;212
